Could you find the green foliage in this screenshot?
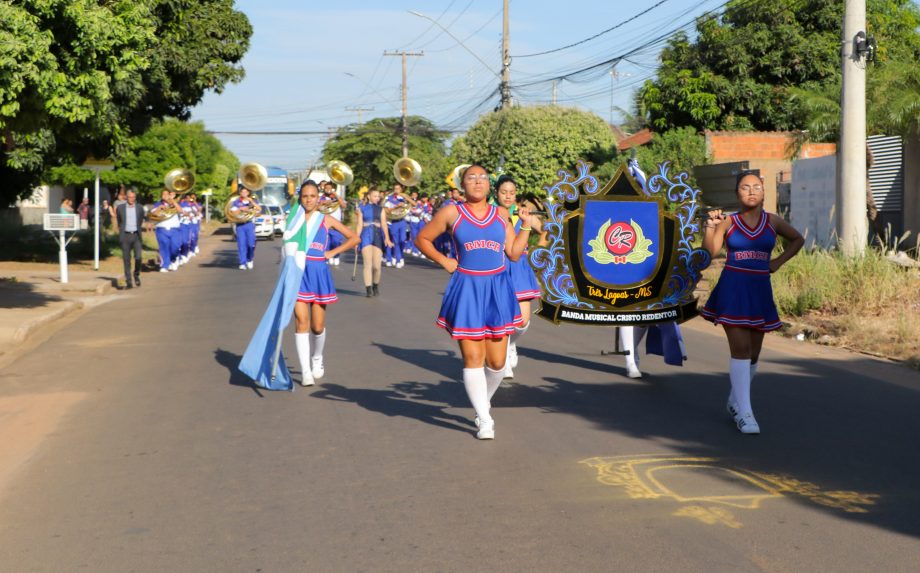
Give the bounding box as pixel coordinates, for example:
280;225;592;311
45;119;239;201
450;106;617;196
595;127;709;187
322;116;450;195
0;0;251;206
637;0;920;134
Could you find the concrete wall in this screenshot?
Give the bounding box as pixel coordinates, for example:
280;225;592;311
791;155;838;249
705;131;836;212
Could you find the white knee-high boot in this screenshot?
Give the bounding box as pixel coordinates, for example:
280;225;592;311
463;368;494;439
295;332;314;386
729;358;759;433
620;327;642;378
310;329;326;379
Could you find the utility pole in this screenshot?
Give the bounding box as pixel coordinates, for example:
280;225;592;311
609;67;633;126
384;50;423;157
837;0;868;256
345;106;374;124
552;81;557;106
500;0;511;110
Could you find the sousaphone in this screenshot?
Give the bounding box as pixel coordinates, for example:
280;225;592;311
149;168;194;221
319;160;353;214
393;157;422;187
225;163;266;223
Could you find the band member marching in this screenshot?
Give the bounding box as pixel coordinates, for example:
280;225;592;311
415;164;537;440
701;171;804;434
408;193;433;257
292;181;360;386
178;193;194;263
355;186;393;297
494;175;543;379
188;192;202;256
150;190;180;272
231;186;261;270
384;182;409;268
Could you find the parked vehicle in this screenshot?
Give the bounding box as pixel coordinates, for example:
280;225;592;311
263;205;286;235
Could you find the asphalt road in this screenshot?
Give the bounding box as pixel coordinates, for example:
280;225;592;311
1;231;919;572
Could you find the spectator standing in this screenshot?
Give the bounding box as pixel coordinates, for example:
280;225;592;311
115;190;147;289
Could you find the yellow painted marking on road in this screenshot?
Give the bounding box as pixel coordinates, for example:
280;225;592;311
581;454;877;528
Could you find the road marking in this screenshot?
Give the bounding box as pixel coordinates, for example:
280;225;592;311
581;454;877;527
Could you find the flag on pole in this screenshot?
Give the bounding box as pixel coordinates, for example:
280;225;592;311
238;205;323;390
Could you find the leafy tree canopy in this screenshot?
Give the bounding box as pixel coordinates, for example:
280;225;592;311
637;0;920;134
0;0;251;206
46;119;239;202
450;106;617;197
322;116;451;196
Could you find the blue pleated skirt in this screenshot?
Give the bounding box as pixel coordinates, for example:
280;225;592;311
298;260;338;304
436;270;522;340
700;267;781;331
507;253;541;301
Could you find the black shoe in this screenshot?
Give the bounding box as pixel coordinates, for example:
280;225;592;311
134;274;141;287
372;284;379;296
125;282;134;289
365;286;373;298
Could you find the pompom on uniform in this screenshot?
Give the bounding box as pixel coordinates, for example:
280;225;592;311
297;219;338;305
437;204;522;339
701;211;781;331
506;215;542;301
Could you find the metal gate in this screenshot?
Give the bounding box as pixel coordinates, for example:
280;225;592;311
867;135;904;237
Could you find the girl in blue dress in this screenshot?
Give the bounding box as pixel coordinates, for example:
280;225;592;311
355;187;393;297
494;175;543;379
702;171;804;434
293;181;360;386
415;165;537;440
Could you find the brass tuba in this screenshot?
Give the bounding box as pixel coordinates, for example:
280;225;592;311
393;157;422;187
448;164;471;190
149;168;194;221
225;163;266;223
384;191;416;221
319;160;353;214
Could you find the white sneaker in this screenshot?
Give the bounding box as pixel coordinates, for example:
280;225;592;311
239;264;247;270
509;342;518;369
246;261;254;269
626;364;643;379
474;416;481;429
311;356;325;379
160;268;169;273
396;260;404;268
726;397;739;418
169;262;178;271
385;260;393;267
194;247;200;254
476;419;495;440
300;375;315;387
503;363;514;379
180;256;188;265
735;412;760;434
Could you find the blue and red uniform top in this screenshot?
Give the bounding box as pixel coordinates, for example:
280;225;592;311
305;219;330;262
724;211;776;275
451;204;507;275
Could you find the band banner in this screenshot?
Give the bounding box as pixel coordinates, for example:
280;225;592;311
530;160;711;327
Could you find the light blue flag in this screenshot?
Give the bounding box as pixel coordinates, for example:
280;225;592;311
238;206;323;390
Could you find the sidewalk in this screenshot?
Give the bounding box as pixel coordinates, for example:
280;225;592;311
0;268;118;362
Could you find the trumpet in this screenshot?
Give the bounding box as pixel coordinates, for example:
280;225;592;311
225;163;266;224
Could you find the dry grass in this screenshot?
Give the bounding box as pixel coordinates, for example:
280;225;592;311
701;248;920;367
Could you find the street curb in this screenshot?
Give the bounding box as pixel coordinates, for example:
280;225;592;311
12;300;85;344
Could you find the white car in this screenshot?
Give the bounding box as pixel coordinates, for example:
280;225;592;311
264;205;286;235
253;213;275;240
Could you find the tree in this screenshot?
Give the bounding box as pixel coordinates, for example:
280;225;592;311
0;0;251;206
46;120;239;201
450;106;617;196
637;0;920;134
322;116;451;196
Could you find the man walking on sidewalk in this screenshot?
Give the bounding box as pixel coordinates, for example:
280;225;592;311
116;191;147;289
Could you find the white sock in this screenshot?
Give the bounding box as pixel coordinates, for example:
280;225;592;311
729;358;753;415
509;321;529;345
295;332;312;378
310;329;326;359
485;366;504;400
620;327;639;369
462;368;492;423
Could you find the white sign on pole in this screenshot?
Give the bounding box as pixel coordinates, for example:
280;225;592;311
43;214;80;284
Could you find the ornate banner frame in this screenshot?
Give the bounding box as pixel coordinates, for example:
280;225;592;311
531;161;711;326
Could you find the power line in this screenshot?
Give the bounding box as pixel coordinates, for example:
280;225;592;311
513;0;674;58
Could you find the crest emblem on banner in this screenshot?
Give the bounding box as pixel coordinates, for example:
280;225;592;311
530;161;711;326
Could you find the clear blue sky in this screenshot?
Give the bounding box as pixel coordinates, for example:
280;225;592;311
188;0;750;170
